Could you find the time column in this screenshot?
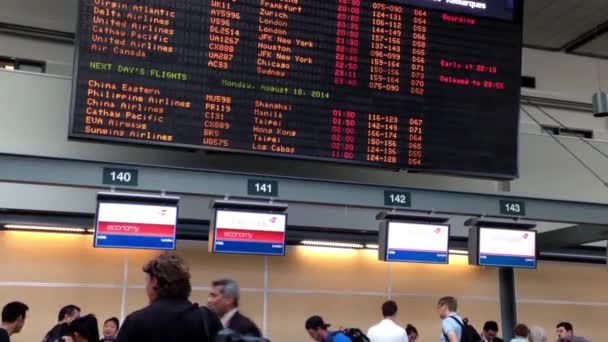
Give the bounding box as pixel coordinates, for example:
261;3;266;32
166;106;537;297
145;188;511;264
334;0;361;87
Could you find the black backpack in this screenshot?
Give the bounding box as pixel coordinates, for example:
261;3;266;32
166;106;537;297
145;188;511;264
214;329;270;342
443;317;482;342
330;328;370;342
42;323;70;342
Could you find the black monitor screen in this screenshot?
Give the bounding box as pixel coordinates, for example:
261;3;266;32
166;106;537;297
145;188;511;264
70;0;523;178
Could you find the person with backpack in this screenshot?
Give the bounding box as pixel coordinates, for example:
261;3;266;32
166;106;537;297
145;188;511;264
116;252;223;342
305;316;351;342
437;296;481;342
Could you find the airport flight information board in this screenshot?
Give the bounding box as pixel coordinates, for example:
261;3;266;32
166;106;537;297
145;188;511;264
70;0;523;178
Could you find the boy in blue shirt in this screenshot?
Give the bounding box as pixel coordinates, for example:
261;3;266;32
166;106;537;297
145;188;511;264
305;315;351;342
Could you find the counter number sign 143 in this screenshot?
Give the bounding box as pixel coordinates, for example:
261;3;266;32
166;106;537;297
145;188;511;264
500;200;525;216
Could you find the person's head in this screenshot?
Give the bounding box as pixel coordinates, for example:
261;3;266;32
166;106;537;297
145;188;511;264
142;252;191;303
58;305;81;324
483;321;500;340
556;322;574;340
513;324;530;338
1;302;28;335
102;317;119;338
437;296;458;319
530;326;547;342
305;315;331;342
382;300;398;318
406;324;418;342
68;314;99;342
208;279;240;317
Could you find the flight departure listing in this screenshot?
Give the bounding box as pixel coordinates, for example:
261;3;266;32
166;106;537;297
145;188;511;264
70;0;523;177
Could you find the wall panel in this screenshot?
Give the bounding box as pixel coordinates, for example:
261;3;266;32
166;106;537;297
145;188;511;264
0;232;604;342
268;247;388;292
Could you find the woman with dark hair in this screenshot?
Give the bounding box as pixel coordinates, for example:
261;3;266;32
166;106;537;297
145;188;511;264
511;324;530;342
406;324;419;342
63;314;99;342
101;317;119;341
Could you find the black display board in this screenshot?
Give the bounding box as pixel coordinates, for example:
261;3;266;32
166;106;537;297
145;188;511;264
70;0;523;178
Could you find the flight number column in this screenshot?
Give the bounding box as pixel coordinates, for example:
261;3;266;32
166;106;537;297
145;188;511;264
334;0;361;87
330;109;357;159
367;114;398;164
203;95;232;147
369;2;404;93
207;0;241;70
410;8;428;96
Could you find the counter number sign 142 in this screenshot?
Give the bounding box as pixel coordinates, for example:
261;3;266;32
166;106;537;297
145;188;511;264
384;191;411;207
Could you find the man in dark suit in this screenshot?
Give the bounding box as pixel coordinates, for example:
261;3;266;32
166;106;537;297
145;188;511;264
482;321;504;342
208;279;262;337
117;252;223;342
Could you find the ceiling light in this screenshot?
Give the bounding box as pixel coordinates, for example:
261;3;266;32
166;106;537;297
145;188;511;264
300;240;364;249
365;244;379;249
449;249;469;255
3;225;90;234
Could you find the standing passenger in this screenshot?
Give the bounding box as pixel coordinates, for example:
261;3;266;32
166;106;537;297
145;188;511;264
437;296;465;342
556;322;591;342
305;316;351;342
208;279;262;337
511;324;530;342
43;305;81;342
405;325;418;342
367;300;408;342
0;301;28;342
529;326;547;342
100;317;119;341
116;252;223;342
63;314;99;342
482;321;504;342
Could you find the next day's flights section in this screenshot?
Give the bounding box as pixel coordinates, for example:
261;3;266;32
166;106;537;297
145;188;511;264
478;228;536;268
385;222;449;264
212;210;287;256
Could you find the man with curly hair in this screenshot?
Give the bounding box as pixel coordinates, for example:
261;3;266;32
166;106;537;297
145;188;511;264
117;252;223;342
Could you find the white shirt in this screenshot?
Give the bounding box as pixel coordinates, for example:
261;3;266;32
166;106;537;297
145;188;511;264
368;319;409;342
220;308;239;328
